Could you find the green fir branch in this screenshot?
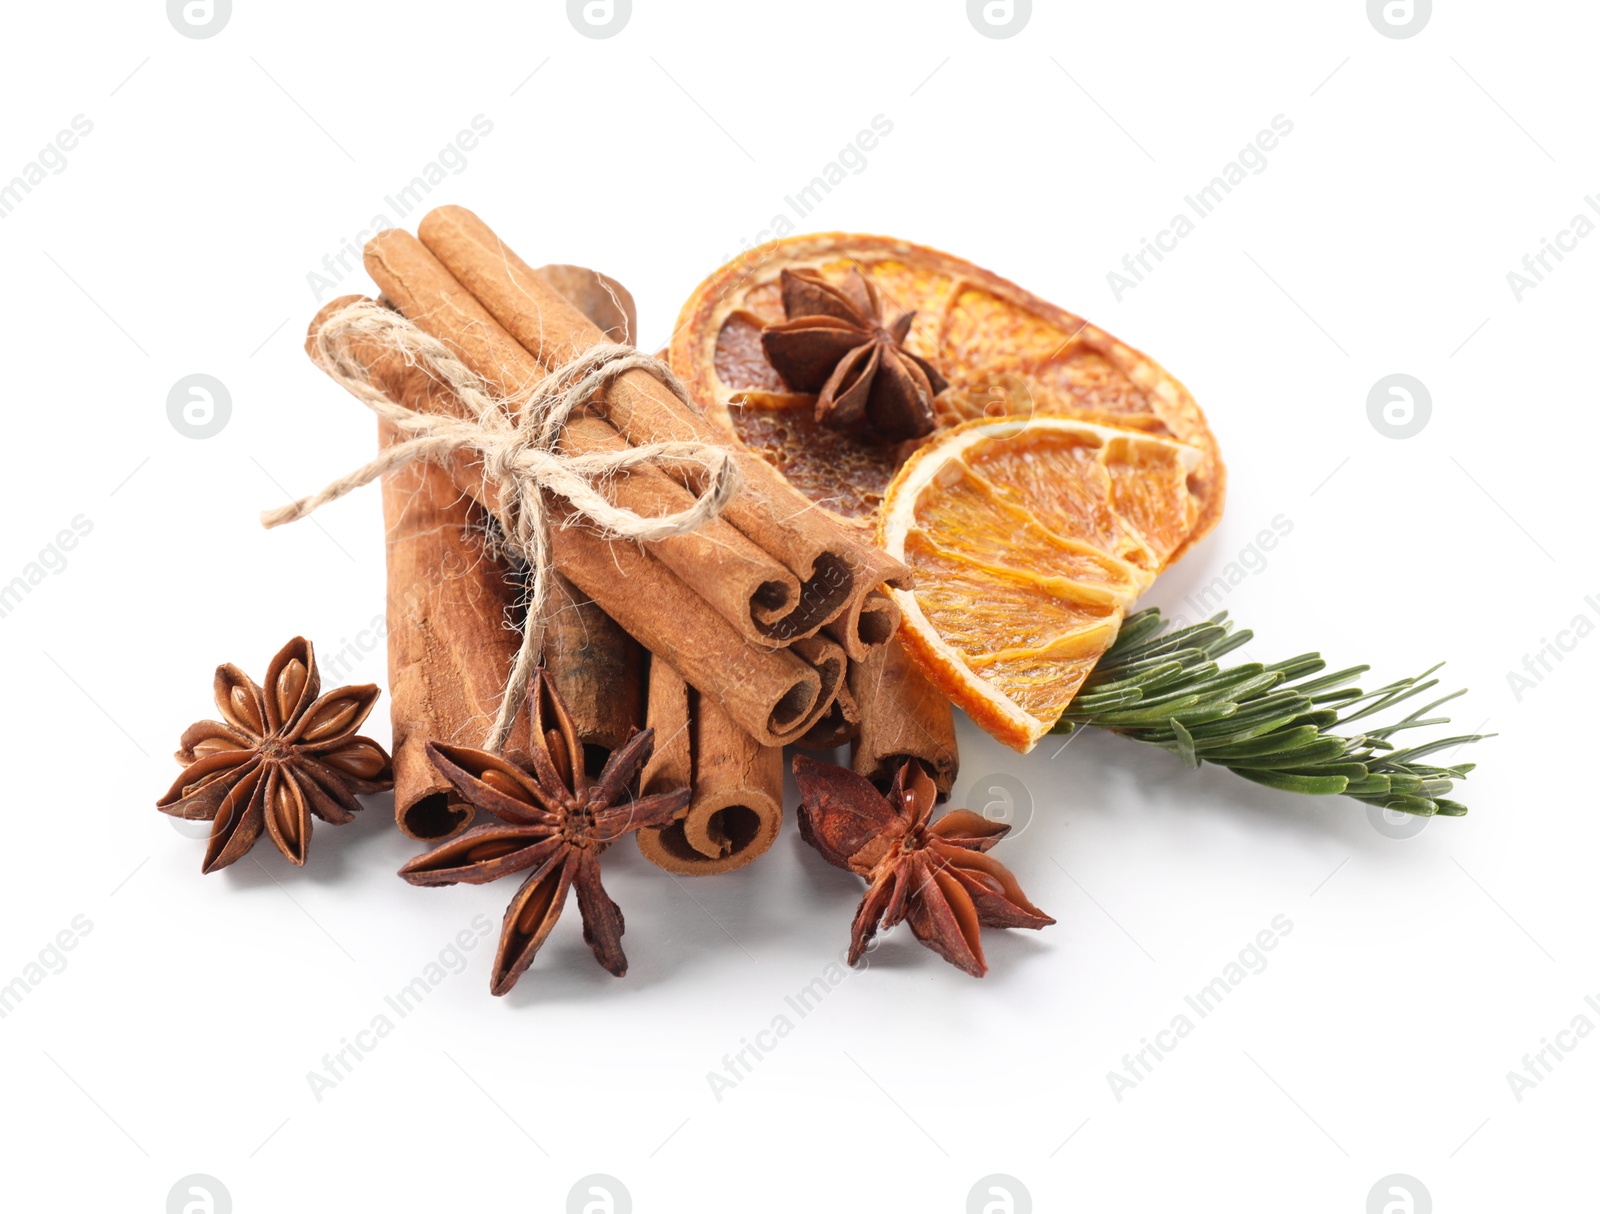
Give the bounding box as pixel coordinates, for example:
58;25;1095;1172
1053;609;1489;817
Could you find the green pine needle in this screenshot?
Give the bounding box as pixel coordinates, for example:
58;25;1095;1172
1052;609;1488;817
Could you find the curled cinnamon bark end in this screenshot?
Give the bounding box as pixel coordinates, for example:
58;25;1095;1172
636;659;785;877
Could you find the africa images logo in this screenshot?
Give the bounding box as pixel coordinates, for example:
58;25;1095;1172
168;374;232;439
1367;374;1431;439
567;1174;631;1213
167;0;231;38
967;0;1030;39
568;0;631;39
1366;1173;1431;1214
967;1173;1031;1214
167;1174;231;1214
1367;0;1431;39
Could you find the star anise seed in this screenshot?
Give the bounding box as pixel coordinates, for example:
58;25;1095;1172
157;637;393;873
760;267;948;441
794;755;1053;977
400;669;690;995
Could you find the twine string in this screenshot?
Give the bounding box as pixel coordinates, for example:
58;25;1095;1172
262;298;740;752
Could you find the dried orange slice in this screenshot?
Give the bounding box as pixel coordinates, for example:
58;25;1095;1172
669;234;1224;560
878;417;1204;751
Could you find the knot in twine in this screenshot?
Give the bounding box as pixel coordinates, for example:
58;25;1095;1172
262;298;741;752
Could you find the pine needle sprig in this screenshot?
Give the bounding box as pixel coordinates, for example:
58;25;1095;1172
1053;609;1488;817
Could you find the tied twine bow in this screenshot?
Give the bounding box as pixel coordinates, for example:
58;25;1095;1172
262;298;741;752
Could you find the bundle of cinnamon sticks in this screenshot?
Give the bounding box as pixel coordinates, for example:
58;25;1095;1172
306;207;956;874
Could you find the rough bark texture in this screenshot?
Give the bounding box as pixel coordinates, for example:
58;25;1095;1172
638;659;784;875
541;571;645;768
531;270;644;771
306;298;531;840
850;636;959;798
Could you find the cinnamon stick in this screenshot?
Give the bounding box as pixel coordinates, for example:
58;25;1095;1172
540;551;645;777
307;297;530;839
850;636;959;798
534;269;647;771
637;659;783;875
355;232;843;745
364;229;804;649
319;291;828;754
414;205;913;647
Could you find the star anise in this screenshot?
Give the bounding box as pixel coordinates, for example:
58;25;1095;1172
399;670;690;995
760;266;948;441
794;756;1053;976
157;637;393;873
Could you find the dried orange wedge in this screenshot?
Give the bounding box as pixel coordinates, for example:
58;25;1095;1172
669;233;1224;560
878;417;1204;752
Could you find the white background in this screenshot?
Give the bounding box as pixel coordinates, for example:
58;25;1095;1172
1;2;1594;1211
